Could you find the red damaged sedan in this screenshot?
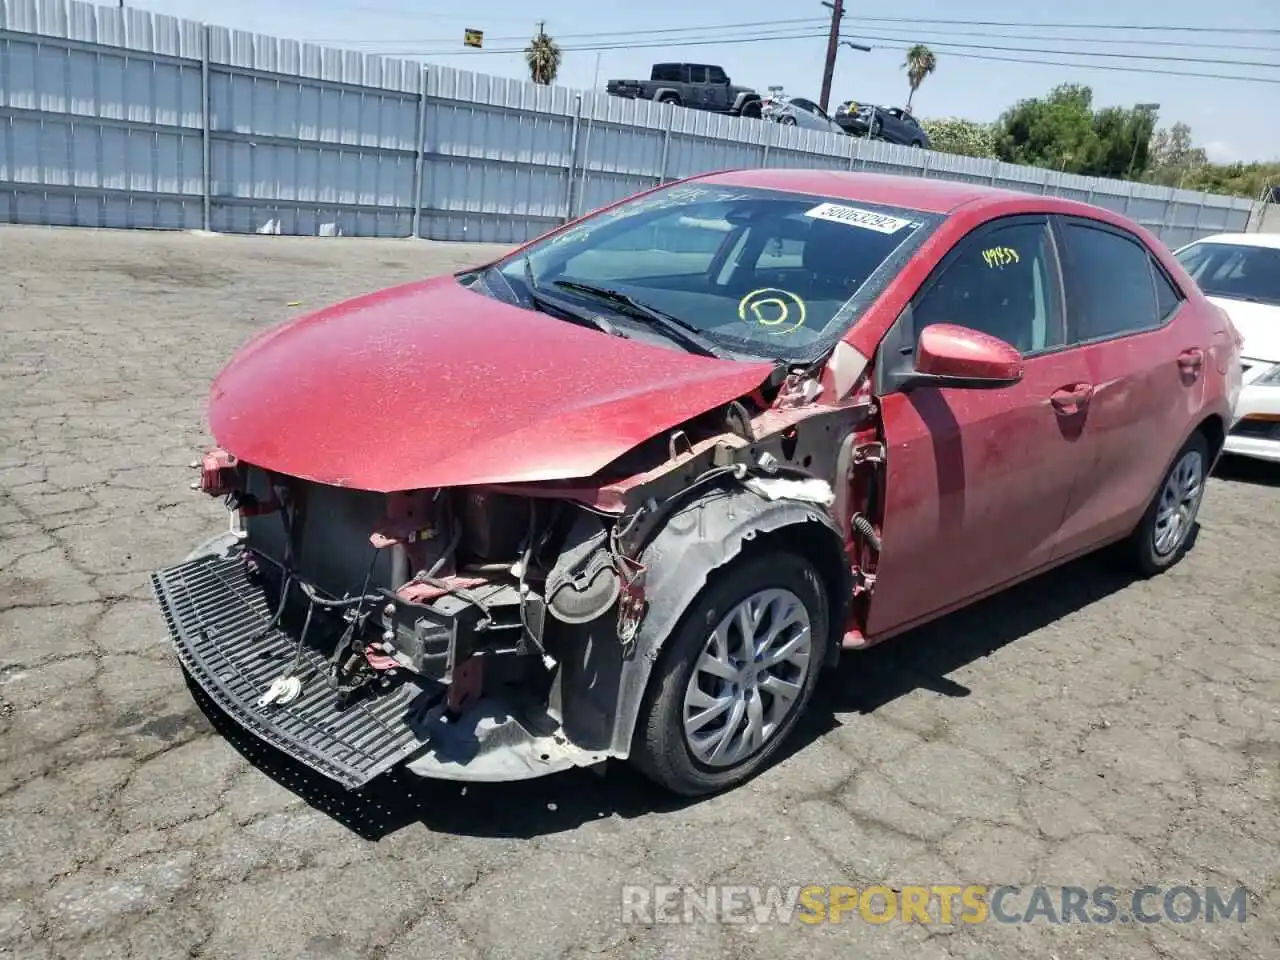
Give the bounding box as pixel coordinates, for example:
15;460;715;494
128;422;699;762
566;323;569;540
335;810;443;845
155;170;1240;796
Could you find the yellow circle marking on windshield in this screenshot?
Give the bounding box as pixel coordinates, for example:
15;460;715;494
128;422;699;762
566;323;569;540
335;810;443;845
738;288;807;336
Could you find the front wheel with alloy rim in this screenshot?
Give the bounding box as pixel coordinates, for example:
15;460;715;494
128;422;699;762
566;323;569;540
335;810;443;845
630;552;828;796
1127;431;1209;575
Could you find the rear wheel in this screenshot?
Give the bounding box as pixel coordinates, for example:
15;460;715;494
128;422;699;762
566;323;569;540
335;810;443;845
658;93;680;106
1126;431;1208;575
630;553;828;796
780;115;798;126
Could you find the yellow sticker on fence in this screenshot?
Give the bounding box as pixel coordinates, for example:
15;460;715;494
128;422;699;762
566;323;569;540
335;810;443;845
983;246;1020;268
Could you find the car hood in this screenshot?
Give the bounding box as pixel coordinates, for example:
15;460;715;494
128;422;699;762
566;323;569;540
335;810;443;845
208;275;775;491
1208;295;1280;363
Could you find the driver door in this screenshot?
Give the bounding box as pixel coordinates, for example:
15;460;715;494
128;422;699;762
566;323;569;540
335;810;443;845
865;216;1093;638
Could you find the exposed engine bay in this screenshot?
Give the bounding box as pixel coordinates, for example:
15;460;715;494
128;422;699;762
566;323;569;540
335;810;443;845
152;362;883;789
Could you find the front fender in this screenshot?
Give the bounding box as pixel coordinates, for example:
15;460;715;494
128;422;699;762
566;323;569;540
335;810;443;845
605;484;847;757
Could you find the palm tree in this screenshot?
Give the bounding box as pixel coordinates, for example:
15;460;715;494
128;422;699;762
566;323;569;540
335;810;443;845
525;24;561;86
902;44;937;112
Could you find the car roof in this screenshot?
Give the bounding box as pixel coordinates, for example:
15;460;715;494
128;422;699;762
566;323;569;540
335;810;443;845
1179;232;1280;250
696;168;1114;217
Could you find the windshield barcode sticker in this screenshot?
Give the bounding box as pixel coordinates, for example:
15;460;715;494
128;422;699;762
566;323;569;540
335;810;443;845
803;202;913;234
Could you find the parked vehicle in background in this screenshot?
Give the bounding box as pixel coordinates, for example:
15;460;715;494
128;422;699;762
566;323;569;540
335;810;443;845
606;63;762;117
155;170;1236;801
1174;232;1280;462
760;95;845;135
835;101;931;147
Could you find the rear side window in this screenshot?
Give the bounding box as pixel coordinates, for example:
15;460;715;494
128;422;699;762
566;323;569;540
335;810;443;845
1059;222;1159;342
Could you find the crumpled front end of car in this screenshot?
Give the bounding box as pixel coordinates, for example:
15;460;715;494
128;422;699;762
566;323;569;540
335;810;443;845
152;352;880;792
152;453;641;788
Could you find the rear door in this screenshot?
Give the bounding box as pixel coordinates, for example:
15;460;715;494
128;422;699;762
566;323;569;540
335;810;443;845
867;215;1093;637
687;65;715;109
1047;215;1197;556
706;65;731;109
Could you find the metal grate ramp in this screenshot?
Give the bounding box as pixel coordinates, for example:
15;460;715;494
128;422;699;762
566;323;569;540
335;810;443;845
151;554;436;789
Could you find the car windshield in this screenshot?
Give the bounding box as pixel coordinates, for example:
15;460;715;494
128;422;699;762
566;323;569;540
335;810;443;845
488;182;939;360
1175;241;1280;308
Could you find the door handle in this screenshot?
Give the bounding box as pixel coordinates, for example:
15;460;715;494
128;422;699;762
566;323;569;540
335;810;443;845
1050;383;1094;414
1178;348;1204;374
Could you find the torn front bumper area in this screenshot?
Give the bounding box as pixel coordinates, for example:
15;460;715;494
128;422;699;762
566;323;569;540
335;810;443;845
150;549;607;789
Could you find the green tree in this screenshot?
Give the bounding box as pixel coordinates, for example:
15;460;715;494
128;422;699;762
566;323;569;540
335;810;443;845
920;117;997;158
902;44;937;111
994;84;1100;173
525;25;561;85
1148;122;1208;172
993;84;1162;179
1091;103;1160;180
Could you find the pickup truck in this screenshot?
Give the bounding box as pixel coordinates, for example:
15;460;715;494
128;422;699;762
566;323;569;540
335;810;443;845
606;62;762;117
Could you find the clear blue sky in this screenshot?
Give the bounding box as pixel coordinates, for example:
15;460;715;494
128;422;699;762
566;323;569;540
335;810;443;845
135;0;1280;163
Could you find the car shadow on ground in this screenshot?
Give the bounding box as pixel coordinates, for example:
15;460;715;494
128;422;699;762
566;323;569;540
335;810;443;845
183;541;1155;842
1213;453;1280;487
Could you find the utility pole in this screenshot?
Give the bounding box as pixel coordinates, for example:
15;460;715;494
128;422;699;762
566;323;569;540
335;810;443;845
818;0;844;114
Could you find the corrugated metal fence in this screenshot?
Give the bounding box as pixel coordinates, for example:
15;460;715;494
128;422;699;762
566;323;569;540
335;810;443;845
0;0;1258;247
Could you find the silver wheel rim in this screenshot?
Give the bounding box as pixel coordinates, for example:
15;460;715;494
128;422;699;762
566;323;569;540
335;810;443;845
682;588;813;768
1153;450;1204;556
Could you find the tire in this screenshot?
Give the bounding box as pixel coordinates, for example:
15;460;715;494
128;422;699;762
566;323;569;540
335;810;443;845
629;552;829;796
911;140;923;148
658;93;680;106
871;118;882;137
1126;430;1209;576
780;115;798;126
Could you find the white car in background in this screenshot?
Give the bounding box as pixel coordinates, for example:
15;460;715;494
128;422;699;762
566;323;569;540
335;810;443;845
759;95;845;135
1174;232;1280;463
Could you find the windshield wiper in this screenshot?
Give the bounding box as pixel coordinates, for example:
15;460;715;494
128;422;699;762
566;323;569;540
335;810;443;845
519;259;623;338
552;280;727;359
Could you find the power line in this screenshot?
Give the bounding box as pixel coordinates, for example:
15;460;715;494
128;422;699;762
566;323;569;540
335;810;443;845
369;30;1280;74
842;15;1280;35
374;33;1280;86
844;32;1280;69
306;17;827;45
845;27;1280;53
378;30;833;56
879;47;1280;84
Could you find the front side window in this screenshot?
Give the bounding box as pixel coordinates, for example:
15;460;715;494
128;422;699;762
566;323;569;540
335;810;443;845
1174;241;1280;308
1059;222;1160;342
707;66;728;84
913;221;1060;355
490;183;939;359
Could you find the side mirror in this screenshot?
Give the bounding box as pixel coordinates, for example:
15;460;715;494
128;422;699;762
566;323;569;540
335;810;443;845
908;323;1023;389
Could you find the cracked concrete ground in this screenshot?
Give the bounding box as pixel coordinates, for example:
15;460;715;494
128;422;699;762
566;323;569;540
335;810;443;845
1;224;1278;960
